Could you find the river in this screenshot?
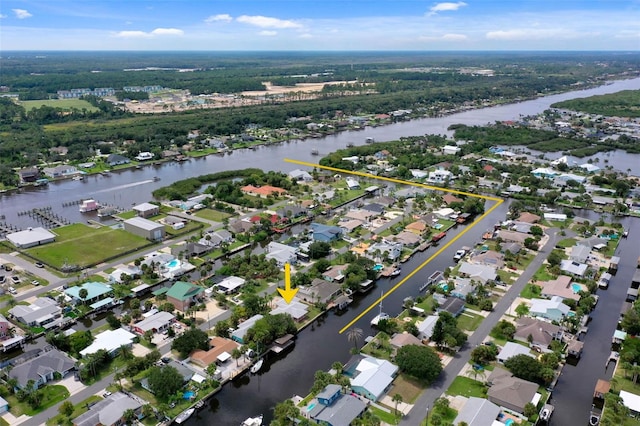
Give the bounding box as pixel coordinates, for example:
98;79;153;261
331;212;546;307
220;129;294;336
2;78;640;425
2;77;640;231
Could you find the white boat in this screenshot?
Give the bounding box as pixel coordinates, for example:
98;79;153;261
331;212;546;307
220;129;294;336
72;175;84;181
250;358;264;374
175;408;195;424
371;291;389;326
241;415;263;426
390;268;401;277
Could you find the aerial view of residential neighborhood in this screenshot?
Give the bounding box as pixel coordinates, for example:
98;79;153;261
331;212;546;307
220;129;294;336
1;3;640;426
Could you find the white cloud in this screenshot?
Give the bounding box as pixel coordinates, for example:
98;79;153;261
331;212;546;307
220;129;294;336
114;28;183;38
259;30;278;36
12;9;32;19
486;29;566;40
419;33;468;42
237;15;302;29
429;2;467;15
299;33;313;39
0;14;7;19
151;28;184;36
205;14;232;23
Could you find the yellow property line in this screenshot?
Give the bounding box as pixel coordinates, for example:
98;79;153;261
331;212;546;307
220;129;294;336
284;157;504;334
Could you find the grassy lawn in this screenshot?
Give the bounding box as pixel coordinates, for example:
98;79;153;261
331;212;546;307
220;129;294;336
445;376;487;398
46;395;103;426
457;312;484;332
388;373;425;403
7;384;70;416
164;220;203;236
497;269;518;284
117;210;137;220
19;99;99;112
532;265;555;282
370;406;401;424
557;238;578;248
26;224;150;268
521;284;542;299
194;208;233;222
415;296;438;315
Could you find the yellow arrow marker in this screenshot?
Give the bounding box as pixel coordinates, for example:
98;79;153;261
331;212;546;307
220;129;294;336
277;263;298;304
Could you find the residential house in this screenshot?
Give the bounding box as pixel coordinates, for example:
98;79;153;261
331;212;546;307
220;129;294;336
514;318;562;348
0;396;7;414
347;355;398;401
497;230;529;244
393;230;421;247
530;296;571;322
172;241;210;258
416;315;439;342
410;169;428;179
344;209;377;223
288;169;313;182
405;220;428;235
427;169;453;184
372;195;396;207
105;154;130;166
433;207;455;219
276;205;307;220
307;384;367;426
517;212;541;224
618;391;640;417
64;282;113;306
141;360;193;392
190;336;240;368
9;298;62;328
502;242;522;255
536;275;581;302
9;349;75;389
240;184;287;198
166;281;204;311
442;145;461;155
487;367;539;414
80;328;136;358
437;297;466;317
569;244;592;264
443;194;463;205
345;178;360;189
497;342;535;364
73;392;142;426
132;202;160;218
132;311;175;335
367;241;403;261
270;297;309;322
265;241;299;267
297;278;342;304
339;219;364;234
18;167;40;184
361;203;385;216
0;314;11;341
109;265;141;283
453;397;501;426
470;250;504;268
310;222;343;242
450;277;475;300
458;262;497;284
560;260;589;278
231;314;264;344
214;276;246;295
42;165;77;178
389;333;423;350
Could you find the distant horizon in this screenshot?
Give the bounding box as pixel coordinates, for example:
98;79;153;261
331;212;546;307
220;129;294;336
1;1;638;51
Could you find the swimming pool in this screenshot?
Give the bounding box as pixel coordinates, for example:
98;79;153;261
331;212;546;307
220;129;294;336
373;264;384;272
505;419;514;426
306;402;316;412
438;282;449;291
183;390;195;400
165;259;180;270
571;283;584;293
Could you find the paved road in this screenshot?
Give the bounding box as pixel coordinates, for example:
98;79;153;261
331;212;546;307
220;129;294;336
400;228;562;426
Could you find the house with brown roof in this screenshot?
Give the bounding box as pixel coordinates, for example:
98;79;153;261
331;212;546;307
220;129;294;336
487;367;539;414
240;184;287;198
518;212;541;224
470;250;504;268
190;336;240;368
389;333;423;350
535;275;580;302
443;194;463;205
393;231;422;247
405;220;428;235
18;167;40;183
496;229;529;244
514;318;562;348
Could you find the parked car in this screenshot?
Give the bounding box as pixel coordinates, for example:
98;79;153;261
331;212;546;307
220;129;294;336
34;262;45;268
0;275;5;284
31;280;40;286
8;287;17;295
103;391;112;397
10;276;21;284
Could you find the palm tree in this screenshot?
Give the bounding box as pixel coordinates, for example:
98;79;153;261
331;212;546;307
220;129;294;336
347;327;363;351
78;288;89;304
232;348;242;367
331;362;343;378
118;344;133;361
392;393;403;415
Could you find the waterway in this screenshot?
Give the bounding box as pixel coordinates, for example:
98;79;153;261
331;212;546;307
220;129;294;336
548;212;640;426
2;77;640;231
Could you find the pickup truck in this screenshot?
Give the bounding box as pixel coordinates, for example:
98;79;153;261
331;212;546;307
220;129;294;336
453;246;471;262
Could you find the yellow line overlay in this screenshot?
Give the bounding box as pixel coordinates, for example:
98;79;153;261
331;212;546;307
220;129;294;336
284;158;504;334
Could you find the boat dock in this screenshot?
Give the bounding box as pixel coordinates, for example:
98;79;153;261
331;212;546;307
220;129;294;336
270;334;295;354
17;206;70;228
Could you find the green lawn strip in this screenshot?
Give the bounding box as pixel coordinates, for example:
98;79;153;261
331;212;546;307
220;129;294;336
164;220;202;236
497;270;518;284
46;395;103;426
521;284;542;299
8;384;70;417
445;376;487;398
193;209;232;222
457;312;484;332
19;99;98;112
369;405;401;424
532;265;554;282
0;417;9;426
557;238;578;248
26;226;150;268
117;210;137;220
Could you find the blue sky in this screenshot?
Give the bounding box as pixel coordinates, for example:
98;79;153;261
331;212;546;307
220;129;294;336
1;0;639;50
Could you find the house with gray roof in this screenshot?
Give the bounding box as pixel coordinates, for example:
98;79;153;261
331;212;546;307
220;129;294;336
560;259;588;277
569;244;592;264
487;368;539;414
514;318;562;349
416;315;439;341
437;297;466;317
347;355;398;401
9;348;75;389
453;397;501;426
265;242;298;266
497;342;535;364
530;296;571;322
9;297;61;328
297;278;342;304
288;169;313;182
307;384;367;426
73;391;142;426
458;262;497;284
231;314;263;344
450;277;475;300
270;297;309;322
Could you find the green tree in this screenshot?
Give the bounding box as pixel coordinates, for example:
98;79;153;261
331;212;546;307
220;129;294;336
523;402;537;418
78;288;88;303
146;366;185;401
504;354;545;384
59;400;74;417
392;393;403;415
470;345;498;365
395;345;442;383
515;302;530;318
347;327;363;351
106;314;121;329
308;241;332;259
171;328;210;358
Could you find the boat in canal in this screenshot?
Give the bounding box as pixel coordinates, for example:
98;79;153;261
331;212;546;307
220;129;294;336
250;358;264;374
241;414;263;426
311;149;319;156
174;408;195;424
370;292;390;326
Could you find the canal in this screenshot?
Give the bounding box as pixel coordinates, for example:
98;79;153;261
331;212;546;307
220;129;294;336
549;213;640;426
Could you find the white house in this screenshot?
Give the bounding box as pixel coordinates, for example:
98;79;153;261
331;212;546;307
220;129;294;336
416;315;439;341
427;169;453;183
530;296;571;322
497;342;535;364
442;145;461;155
135;152;154;161
346;178;360;190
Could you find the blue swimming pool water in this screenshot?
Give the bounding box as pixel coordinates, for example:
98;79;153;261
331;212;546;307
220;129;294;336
183;391;195;400
505;419;514;426
306;402;316;412
166;259;179;268
571;283;583;293
373;264;384;272
434;223;443;229
439;282;448;291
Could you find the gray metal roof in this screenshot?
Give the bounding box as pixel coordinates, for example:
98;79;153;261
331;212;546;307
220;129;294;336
453;397;501;426
10;349;75;388
73;392;142;426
